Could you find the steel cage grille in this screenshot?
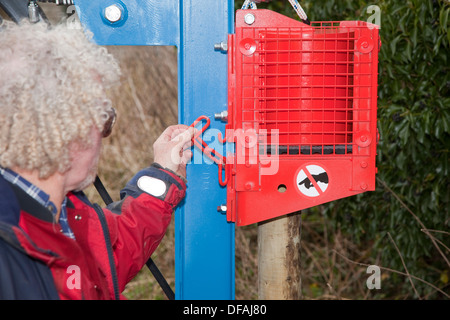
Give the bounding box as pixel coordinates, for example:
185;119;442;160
234;17;379;158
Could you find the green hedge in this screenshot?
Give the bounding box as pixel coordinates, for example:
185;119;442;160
235;0;449;298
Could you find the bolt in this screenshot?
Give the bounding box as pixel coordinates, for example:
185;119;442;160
361;183;368;190
214;41;228;53
214;110;228;122
28;1;40;23
105;4;122;23
245;182;254;190
360;135;368;142
360;161;368;168
244;13;255;25
217;204;227;213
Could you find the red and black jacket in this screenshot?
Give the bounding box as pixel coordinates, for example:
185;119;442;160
0;164;186;300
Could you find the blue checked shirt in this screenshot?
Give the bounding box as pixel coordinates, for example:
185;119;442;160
0;167;76;239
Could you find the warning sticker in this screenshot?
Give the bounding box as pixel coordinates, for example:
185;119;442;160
296;165;329;197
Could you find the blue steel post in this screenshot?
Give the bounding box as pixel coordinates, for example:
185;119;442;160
75;0;235;299
177;1;235;300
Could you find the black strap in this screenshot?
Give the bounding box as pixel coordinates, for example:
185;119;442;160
93;175;175;300
92;203;120;300
94;176;114;205
146;259;175;300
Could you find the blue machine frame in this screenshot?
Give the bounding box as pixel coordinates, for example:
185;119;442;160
75;0;235;299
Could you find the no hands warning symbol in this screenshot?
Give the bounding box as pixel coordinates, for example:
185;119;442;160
296;165;329;197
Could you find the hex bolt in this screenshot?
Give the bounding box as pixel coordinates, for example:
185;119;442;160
214;41;228;53
244;13;255;25
214;110;228;122
105;4;122;23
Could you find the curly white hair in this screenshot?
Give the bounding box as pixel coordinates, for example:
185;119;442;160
0;21;121;179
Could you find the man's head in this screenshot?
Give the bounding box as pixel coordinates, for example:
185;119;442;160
0;21;121;181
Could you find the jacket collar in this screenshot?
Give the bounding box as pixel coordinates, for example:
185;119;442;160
0;175;21;226
0;175;54;226
0;176;61;262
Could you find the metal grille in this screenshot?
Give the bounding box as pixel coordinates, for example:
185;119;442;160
236;20;378;157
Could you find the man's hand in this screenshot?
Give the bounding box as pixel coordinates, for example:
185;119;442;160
153;125;195;179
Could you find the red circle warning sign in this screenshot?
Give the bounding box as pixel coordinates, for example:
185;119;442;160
296;164;329;197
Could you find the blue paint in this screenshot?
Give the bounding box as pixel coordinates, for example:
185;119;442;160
176;0;235;300
75;0;235;299
75;0;179;46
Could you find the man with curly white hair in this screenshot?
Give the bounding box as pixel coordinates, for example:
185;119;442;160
0;21;194;299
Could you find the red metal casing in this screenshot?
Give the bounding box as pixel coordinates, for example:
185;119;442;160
225;10;380;226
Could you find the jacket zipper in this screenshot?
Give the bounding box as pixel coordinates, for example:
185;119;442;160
93;203;120;300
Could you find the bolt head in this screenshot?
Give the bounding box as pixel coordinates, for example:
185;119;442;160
105;4;122;23
244;13;255;25
217;204;227;213
214;42;228;52
245;182;254;190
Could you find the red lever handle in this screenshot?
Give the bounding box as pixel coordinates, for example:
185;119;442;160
189;115;225;165
189;116;228;186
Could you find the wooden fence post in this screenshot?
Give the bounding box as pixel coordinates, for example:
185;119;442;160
258;212;302;300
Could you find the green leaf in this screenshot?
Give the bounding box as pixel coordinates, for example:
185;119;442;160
390;35;402;56
411;22;418;48
440;7;449;33
447;31;450;49
405;41;412;61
